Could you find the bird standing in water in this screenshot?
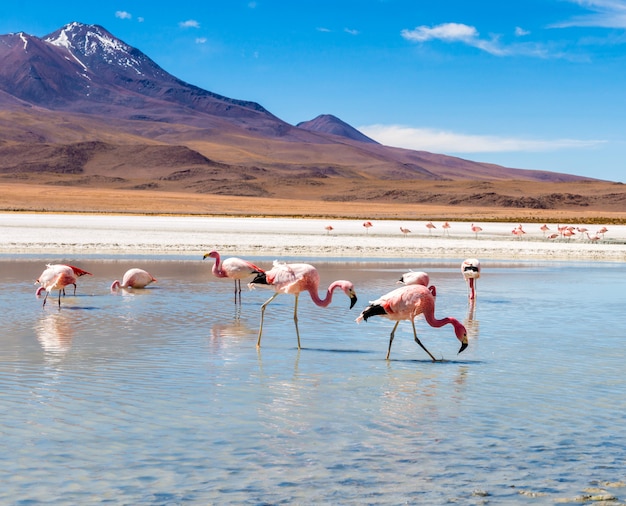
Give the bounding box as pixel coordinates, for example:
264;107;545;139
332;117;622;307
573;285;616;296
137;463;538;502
203;250;264;303
36;264;78;308
249;261;358;349
111;268;157;291
356;284;467;361
461;258;481;300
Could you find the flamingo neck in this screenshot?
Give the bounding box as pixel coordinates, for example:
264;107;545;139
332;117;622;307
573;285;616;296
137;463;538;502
469;278;476;299
423;310;460;331
211;255;227;278
308;282;341;307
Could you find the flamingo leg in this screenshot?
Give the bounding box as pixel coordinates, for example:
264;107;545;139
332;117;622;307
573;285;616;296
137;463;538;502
411;320;438;362
234;280;241;304
293;294;301;349
385;321;400;360
57;290;62;308
257;292;280;348
42;291;49;307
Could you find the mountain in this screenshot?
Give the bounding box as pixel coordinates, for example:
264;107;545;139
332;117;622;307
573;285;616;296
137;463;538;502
0;22;603;208
297;114;379;144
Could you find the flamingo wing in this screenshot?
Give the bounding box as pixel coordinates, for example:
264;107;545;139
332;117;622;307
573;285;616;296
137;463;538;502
221;257;264;280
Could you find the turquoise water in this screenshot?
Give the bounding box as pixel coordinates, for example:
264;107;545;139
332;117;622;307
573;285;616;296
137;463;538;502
1;257;625;504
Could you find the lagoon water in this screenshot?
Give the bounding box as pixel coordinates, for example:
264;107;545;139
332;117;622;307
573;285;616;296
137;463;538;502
1;256;625;505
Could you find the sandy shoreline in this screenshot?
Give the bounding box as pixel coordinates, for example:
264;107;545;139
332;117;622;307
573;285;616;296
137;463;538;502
1;212;625;262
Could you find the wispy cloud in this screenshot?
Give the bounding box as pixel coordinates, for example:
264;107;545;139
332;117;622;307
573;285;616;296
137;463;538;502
358;124;605;153
179;19;200;29
115;11;132;20
195;37;207;44
401;22;552;57
344;28;359;35
552;0;626;28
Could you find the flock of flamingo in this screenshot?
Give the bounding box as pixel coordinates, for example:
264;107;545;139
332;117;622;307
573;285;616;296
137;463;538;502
324;220;610;242
34;252;482;361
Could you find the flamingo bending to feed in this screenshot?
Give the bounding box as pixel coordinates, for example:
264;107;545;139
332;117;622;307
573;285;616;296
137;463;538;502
35;264;92;297
398;270;436;297
111;268;157;291
356;284;468;361
203;250;264;303
461;258;481;300
36;264;78;307
248;261;358;349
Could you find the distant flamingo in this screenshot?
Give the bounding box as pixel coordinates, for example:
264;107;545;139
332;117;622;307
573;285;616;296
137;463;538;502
356;284;468;361
586;232;601;242
442;222;451;236
547;233;559;240
425;222;436;235
248;261;358;349
540;224;550;237
461;258;481;300
471;223;483;239
598;226;608;239
36;264;77;308
363;221;373;234
576;227;589;240
511;226;525;239
111;268;157;291
400;226;411;237
325;225;334;235
398;270;436;296
203;250;264;303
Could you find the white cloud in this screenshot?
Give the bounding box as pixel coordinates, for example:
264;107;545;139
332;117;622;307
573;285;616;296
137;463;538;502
401;22;509;56
358;124;606;153
515;26;530;36
553;0;626;28
179;20;200;29
317;27;331;33
195;37;207;44
115;11;132;20
344;28;360;35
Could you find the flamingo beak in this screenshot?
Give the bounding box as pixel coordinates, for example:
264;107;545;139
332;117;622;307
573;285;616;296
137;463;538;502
458;341;468;354
349;293;358;309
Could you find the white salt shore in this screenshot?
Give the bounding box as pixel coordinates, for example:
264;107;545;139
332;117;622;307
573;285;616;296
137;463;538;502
0;213;625;262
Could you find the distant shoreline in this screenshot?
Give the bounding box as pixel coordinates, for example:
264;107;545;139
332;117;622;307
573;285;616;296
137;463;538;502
1;213;625;262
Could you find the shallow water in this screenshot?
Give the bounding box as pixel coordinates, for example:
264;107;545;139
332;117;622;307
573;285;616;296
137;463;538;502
1;256;625;504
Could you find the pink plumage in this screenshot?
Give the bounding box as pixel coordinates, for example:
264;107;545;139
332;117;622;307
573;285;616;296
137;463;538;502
249;261;358;348
203;250;264;303
36;264;77;307
356;283;467;360
111;268;157;291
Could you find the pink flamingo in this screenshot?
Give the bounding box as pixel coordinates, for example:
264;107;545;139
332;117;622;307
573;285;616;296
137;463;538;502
442;222;451;236
248;261;358;349
203;250;264;303
471;223;483;239
398;270;436;296
400;226;411;237
325;225;334;235
425;222;436;235
35;264;92;296
363;221;373;234
598;226;608;239
540;224;550;237
461;258;481;300
356;284;468;361
111;268;157;291
586;232;601;242
547;233;559;240
35;264;77;307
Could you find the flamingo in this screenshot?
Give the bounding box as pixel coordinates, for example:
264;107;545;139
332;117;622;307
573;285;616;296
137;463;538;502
363;221;373;234
36;264;77;308
471;223;483;239
203;250;264;303
598;226;608;239
35;264;92;296
325;225;334;235
248;261;358;349
442;222;451;236
356;284;468;361
540;224;550;237
425;221;436;235
400;226;411;237
111;268;157;291
398;270;436;296
461;258;481;300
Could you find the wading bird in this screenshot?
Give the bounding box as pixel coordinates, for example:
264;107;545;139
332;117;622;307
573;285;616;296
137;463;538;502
111;268;157;291
356;284;468;361
400;226;411;237
461;258;481;300
35;264;92;297
398;270;437;297
249;261;358;349
471;223;483;239
203;250;264;303
36;264;78;308
363;221;373;234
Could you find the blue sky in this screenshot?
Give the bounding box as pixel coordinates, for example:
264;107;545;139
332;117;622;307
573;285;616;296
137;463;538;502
2;1;626;182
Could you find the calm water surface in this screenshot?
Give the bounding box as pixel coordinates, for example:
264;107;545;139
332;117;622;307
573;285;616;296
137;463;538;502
1;256;625;505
